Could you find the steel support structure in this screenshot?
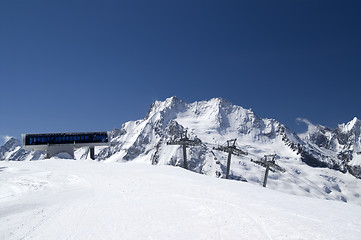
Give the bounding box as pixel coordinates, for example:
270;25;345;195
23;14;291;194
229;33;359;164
251;154;285;187
213;139;248;179
90;146;95;160
263;165;270;187
167;130;202;169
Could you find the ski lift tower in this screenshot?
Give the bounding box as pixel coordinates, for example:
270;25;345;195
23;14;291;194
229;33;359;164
213;139;248;179
251;154;286;187
166;130;202;169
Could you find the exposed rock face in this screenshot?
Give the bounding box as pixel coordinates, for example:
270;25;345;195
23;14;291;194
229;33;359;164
0;137;45;161
299;117;361;178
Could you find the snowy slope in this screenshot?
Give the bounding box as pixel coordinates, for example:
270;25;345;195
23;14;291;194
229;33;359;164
1;159;360;240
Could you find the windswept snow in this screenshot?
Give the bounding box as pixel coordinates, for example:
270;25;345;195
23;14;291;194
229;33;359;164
1;159;361;240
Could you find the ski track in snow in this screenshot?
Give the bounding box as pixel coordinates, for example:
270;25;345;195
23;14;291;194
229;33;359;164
0;159;361;240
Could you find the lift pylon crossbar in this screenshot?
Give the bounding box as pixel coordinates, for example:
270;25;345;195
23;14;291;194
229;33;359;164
167;139;202;146
213;145;247;156
251;160;277;172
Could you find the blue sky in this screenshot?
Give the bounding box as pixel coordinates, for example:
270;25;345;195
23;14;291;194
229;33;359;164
1;0;360;143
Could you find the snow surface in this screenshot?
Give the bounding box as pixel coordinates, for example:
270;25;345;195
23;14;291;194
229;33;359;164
1;159;361;240
350;153;361;166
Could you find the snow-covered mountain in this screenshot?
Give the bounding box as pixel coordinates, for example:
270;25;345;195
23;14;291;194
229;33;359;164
1;97;361;204
0;137;45;161
299;117;361;178
94;97;361;204
96;96;360;177
97;97;301;174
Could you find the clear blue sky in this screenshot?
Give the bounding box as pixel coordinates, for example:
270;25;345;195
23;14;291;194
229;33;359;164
1;0;360;142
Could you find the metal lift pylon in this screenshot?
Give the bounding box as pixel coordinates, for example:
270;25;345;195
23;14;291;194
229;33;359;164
251;154;286;187
167;130;202;169
213;139;248;179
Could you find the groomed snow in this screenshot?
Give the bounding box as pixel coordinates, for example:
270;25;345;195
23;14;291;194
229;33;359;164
1;159;360;240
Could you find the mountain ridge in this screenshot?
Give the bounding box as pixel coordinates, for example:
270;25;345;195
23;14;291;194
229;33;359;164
1;96;360;176
1;97;361;204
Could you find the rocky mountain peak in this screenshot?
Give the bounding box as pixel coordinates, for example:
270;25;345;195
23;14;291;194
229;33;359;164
0;137;22;160
337;117;360;133
0;137;20;151
145;96;187;120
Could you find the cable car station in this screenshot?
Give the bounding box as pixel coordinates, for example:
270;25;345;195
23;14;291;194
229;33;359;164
22;132;111;159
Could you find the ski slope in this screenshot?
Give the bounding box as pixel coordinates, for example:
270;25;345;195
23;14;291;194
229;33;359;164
1;159;360;240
